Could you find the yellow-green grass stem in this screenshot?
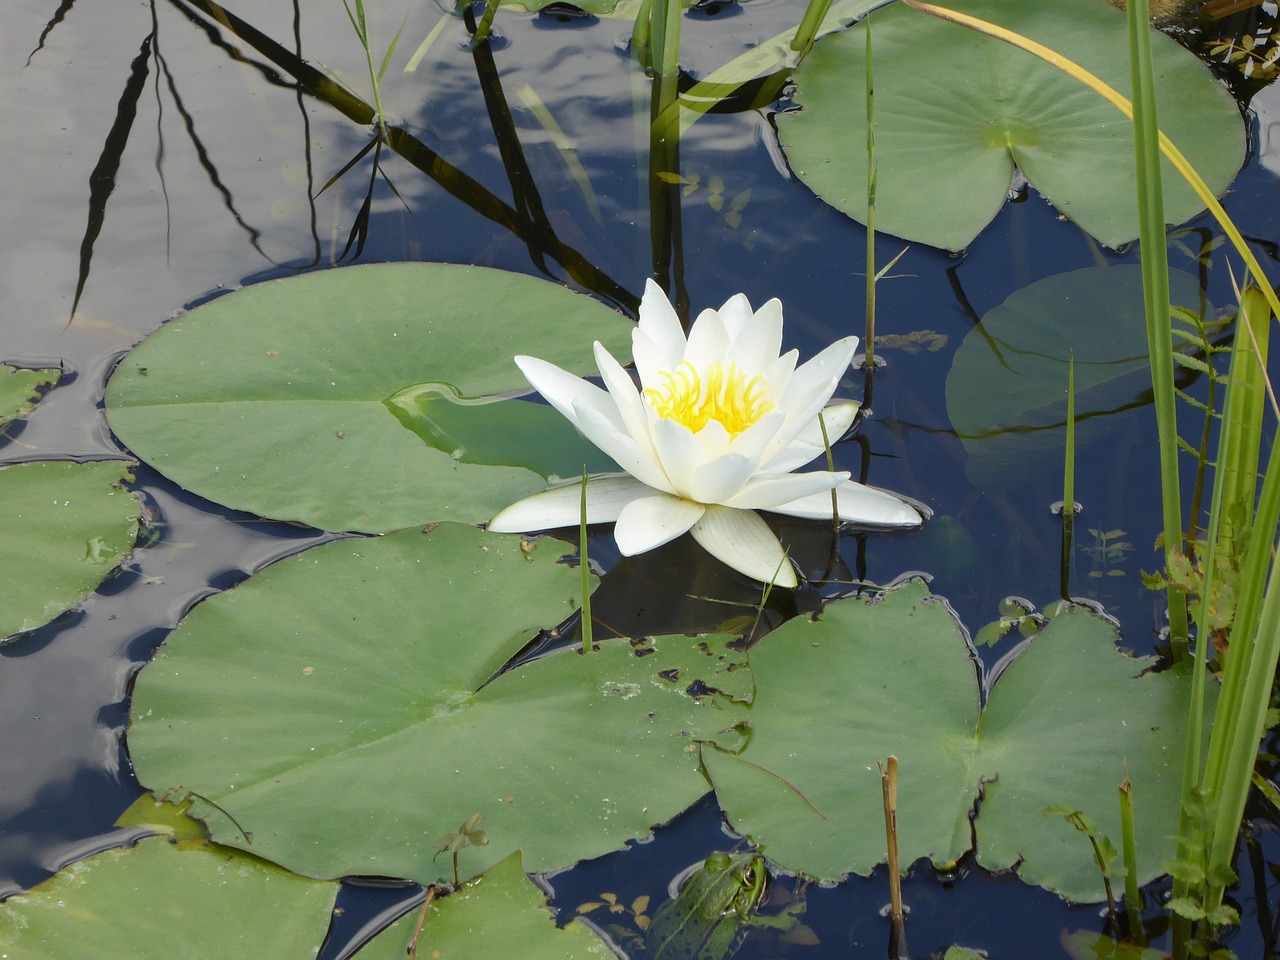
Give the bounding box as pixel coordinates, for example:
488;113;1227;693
1125;0;1188;653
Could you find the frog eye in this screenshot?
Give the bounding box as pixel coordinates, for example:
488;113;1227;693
739;866;757;888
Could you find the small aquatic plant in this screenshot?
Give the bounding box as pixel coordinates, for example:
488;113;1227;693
488;280;924;586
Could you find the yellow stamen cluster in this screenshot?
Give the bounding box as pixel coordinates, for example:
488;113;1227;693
644;360;775;436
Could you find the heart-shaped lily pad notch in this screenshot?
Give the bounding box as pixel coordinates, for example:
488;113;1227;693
1;460;141;641
0;836;337;960
106;264;634;533
702;579;1207;902
778;0;1244;251
355;851;614;959
945;265;1208;487
129;523;748;885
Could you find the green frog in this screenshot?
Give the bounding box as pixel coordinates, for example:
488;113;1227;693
644;852;806;960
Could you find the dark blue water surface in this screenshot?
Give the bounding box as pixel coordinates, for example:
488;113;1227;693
2;0;1280;956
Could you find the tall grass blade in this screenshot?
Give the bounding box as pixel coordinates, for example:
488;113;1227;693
1125;0;1189;653
631;0;654;71
1203;306;1278;909
1119;775;1146;946
377;12;411;83
1217;286;1271;546
791;0;838;56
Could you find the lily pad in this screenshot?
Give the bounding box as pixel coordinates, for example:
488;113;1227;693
354;852;614;959
0;365;59;428
945;265;1207;487
0;837;336;959
106;263;634;533
778;0;1245;250
702;579;1206;901
0;460;140;641
129;523;747;884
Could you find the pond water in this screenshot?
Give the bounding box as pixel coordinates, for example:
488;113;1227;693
2;0;1279;956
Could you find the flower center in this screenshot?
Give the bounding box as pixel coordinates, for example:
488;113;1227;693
644;360;775;436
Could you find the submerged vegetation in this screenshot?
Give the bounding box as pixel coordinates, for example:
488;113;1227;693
1;0;1279;958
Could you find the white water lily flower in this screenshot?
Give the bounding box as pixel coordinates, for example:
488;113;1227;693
488;280;924;587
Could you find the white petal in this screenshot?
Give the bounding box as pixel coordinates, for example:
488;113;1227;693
615;494;705;555
488;475;653;531
634;281;686;382
723;470;848;511
715;293;754;340
594;342;657;462
724;409;786;463
692;418;733;461
760;349;799;399
763;401;861;473
515;355;620;433
684;307;729;368
763;338;858;463
727;298;784;372
575;401;674;494
651;416;703;498
688;453;759;505
775;336;857;414
766;479;925;526
691;505;798;588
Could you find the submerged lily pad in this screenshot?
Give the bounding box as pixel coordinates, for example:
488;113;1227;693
945;265;1207;487
0;837;336;959
129;523;747;884
355;852;613;959
779;0;1244;250
106;263;634;533
385;381;618;477
702;579;1205;901
0;365;59;428
0;460;140;641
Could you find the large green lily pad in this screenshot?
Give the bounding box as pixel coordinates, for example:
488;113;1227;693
0;460;141;641
355;852;615;959
0;837;336;960
945;265;1206;487
129;523;747;884
703;579;1205;901
106;264;634;533
778;0;1245;250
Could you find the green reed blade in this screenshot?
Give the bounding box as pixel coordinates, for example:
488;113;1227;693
377;11;411;83
792;0;838;56
1126;0;1188;653
1120;775;1146;946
